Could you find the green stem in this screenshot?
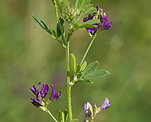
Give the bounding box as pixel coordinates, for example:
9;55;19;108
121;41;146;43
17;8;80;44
46;109;58;122
80;36;96;66
66;34;73;121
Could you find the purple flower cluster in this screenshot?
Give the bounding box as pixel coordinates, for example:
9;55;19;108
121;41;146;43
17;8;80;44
30;82;61;107
83;4;112;35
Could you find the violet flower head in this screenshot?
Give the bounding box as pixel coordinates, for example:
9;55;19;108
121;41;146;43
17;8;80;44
49;84;61;101
100;97;111;110
30;82;61;108
83;4;112;35
84;102;93;118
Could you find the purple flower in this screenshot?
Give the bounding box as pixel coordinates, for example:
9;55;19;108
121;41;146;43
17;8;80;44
30;82;41;95
40;84;49;98
83;4;112;35
83;118;86;122
84;102;93;118
30;82;43;106
100;97;111;110
30;82;61;107
100;15;112;30
49;85;61;101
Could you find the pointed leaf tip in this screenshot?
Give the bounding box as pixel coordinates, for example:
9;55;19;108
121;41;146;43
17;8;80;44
32;14;52;35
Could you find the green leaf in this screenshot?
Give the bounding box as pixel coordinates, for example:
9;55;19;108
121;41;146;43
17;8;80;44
76;64;81;74
82;61;99;76
75;0;82;9
79;24;97;28
55;0;62;14
79;19;100;28
58;110;61;122
57;17;65;37
51;29;58;39
58;109;68;122
81;0;91;8
71;119;78;122
62;112;65;122
80;79;94;84
84;7;97;15
32;14;52;35
71;53;77;73
62;0;68;11
73;23;79;30
78;5;96;20
81;61;87;71
83;69;111;79
63;110;68;122
75;0;91;9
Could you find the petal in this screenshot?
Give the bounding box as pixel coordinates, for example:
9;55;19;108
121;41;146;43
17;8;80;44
49;85;56;100
103;22;112;30
36;92;42;101
103;15;108;21
87;28;93;33
51;92;61;101
30;82;41;95
30;98;42;107
40;84;49;98
83;118;86;122
88;13;92;20
84;102;92;117
30;98;42;104
30;85;36;94
100;97;111;110
83;17;88;22
96;4;99;11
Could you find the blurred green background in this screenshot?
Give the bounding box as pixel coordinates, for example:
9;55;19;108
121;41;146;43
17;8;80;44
0;0;151;122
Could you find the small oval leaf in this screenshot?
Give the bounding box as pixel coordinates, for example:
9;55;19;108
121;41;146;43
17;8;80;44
79;24;97;28
82;61;99;76
76;64;81;74
84;69;110;79
79;19;100;28
81;61;87;71
71;53;77;73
